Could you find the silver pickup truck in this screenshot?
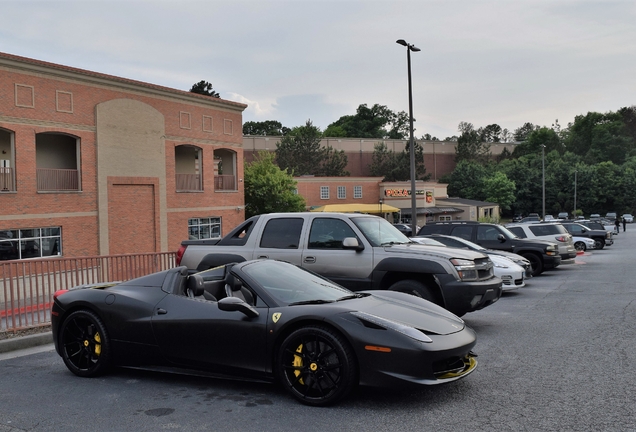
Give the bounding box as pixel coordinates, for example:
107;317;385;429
176;212;502;316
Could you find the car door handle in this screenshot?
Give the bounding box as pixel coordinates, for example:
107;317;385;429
157;308;167;315
257;255;268;259
304;256;316;263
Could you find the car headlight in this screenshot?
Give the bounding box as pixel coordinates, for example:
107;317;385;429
450;258;479;281
351;311;433;343
493;260;510;268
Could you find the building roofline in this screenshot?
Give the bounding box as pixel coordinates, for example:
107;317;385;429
0;51;247;112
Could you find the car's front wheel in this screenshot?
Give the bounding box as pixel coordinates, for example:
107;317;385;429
389;279;437;303
520;253;543;276
574;241;586;252
277;326;357;406
59;310;111;377
594;238;605;250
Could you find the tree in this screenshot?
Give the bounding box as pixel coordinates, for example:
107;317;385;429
446;160;488;200
482;172;516;210
275;120;349;176
324;104;410;139
369;141;429;182
243;120;290;136
189;80;220;98
513;122;537;142
512;127;562;158
455;122;491;164
244;152;306;218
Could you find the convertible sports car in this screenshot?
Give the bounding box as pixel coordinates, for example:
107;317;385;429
51;259;478;406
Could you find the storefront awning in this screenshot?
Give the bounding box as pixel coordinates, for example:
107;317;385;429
310;203;400;213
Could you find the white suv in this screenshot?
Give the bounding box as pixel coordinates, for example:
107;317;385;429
506;223;577;262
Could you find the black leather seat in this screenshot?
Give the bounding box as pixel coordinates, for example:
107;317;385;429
186;274;205;298
224;274;254;305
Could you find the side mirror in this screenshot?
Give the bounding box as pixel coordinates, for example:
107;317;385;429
343;237;364;251
218;297;259;318
497;233;506;242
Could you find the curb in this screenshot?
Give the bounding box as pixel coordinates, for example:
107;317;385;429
0;332;53;354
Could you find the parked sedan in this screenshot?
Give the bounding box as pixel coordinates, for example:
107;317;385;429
51;259;478;406
572;236;596;252
413;235;528;290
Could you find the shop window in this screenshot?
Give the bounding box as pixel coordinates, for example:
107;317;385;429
188;217;221;240
0;227;61;261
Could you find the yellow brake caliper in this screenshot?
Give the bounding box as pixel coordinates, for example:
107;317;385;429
93;332;101;356
293;344;304;385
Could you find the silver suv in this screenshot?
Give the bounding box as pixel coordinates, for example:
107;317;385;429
506;223;577;261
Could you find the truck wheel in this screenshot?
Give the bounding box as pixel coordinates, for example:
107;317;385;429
389;280;437;304
520;253;543;276
594;238;605;250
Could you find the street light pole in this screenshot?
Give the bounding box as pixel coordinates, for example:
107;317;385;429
541;144;546;220
396;39;420;237
573;170;577;218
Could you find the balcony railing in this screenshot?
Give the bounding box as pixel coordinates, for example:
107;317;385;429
0;167;15;192
0;252;176;332
37;168;79;191
215;175;236;191
176;173;202;191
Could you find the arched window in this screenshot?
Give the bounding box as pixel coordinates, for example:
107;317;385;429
213;148;237;191
35;132;80;191
0;128;15;192
175;145;203;191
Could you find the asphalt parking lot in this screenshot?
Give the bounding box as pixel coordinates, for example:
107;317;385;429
1;229;636;431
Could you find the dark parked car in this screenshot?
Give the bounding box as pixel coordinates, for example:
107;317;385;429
560;222;613;249
51;259;479;406
417;221;561;276
393;223;419;236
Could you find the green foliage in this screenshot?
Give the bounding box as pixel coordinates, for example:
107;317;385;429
482;172;516;210
275;120;349;176
512;127;562;158
455;122;492;164
324;104;410;139
243;120;290;136
369;141;430;182
446;160;488;199
189;80;220;98
244;152;306;218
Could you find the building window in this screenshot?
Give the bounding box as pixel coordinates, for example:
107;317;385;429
320;186;329;199
439;215;452;221
0;227;61;261
188;217;221;240
353;186;362;199
337;186;346;199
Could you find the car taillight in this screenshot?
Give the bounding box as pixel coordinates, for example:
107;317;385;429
555;236;568;242
176;245;187;266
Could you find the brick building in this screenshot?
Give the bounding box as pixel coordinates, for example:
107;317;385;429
0;52;246;261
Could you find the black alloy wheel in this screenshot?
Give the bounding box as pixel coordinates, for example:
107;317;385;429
389;279;437;304
594;238;605;250
278;326;357;406
59;310;111;377
521;253;543;276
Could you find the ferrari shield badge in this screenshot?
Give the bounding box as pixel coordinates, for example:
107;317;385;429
272;313;282;323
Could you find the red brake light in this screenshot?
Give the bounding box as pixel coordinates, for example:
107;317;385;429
555;236;568;242
176;245;187;266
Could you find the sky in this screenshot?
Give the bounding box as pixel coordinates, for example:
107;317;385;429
1;0;635;139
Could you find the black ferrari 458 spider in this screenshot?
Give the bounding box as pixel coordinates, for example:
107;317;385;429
51;259;477;406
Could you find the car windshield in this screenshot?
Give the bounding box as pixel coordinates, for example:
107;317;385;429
498;226;519;239
351;216;411;246
241;260;354;306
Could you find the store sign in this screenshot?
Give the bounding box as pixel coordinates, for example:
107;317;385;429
384;189;429;198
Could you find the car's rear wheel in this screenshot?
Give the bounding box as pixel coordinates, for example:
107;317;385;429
59;310;111;377
594;238;605;250
520;253;543;276
574;241;586;252
277;326;357;406
389;279;437;303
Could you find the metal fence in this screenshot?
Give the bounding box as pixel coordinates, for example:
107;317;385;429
1;252;176;332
